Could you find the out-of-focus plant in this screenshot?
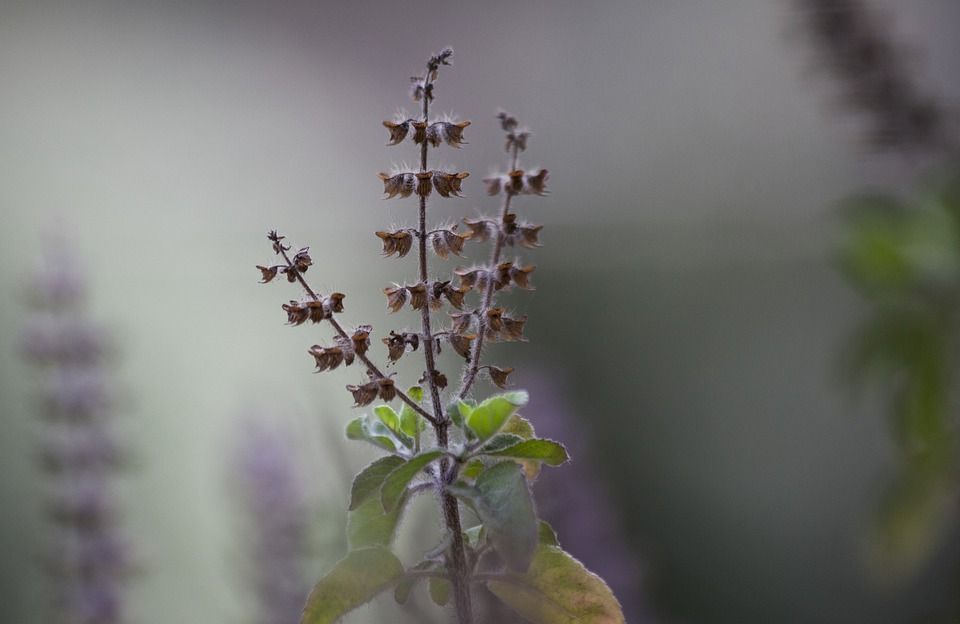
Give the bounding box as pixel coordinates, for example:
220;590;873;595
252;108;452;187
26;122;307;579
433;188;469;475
794;0;960;581
254;48;624;624
20;238;136;624
835;179;960;576
231;419;312;624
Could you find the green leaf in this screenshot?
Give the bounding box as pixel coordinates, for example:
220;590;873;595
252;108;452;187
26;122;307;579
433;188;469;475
345;417;366;441
455;400;474;431
464;524;486;548
399;387;426;442
501;413;536;439
349;455;406;511
374;405;400;433
538;520;560;546
481;433;524;454
461;458;485;480
381;449;445;513
473;461;538;571
429;577;451;606
301;547;404;624
375;405;414;449
488;439;570;467
348;492;407;549
345;416;398;453
394;560;436;606
465;392;528;443
486;544;625;624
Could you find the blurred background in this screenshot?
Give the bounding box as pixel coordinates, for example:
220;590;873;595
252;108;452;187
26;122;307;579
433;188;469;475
2;0;960;622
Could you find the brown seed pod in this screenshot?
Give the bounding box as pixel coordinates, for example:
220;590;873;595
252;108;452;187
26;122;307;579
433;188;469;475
346;381;379;407
379;172;416;199
256;265;280;284
383;120;410;145
351;325;372;356
383;286;408;313
282;301;308;326
487;365;515;389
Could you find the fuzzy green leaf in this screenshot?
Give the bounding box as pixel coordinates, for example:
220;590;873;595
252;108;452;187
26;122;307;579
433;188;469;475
461;458;485;480
429;577;451;606
348;491;407;549
301;547;404;624
394;560;436;605
481;433;524;454
486;544;625;624
345;416;398;452
349;455;406;511
538;520;560;546
381;449;445;513
488;438;570;467
466;392;528;443
374;405;400;433
473;461;538;571
502;413;536;439
399;387;426;440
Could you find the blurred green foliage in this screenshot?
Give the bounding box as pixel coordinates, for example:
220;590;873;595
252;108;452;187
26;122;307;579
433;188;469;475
835;171;960;579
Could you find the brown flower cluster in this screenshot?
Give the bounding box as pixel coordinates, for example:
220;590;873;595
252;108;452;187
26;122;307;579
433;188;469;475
462;214;542;248
378;170;469;199
484;169;549;197
383;281;472;313
454;262;536;292
383;119;471;148
282;294;345;326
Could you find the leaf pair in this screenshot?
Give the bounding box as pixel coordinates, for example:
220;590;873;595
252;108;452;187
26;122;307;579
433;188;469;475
300;544;625;624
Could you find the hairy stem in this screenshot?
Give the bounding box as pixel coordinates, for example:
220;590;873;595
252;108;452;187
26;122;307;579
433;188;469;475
416;62;474;624
457;143;521;399
274;243;437;425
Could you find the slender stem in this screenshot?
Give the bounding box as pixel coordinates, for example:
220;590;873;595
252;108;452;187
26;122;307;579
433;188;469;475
416;62;474;624
456;143;521;399
274;243;437;425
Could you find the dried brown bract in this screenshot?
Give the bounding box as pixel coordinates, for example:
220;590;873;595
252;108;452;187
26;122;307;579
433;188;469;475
508;264;536;290
407;283;429;311
485;307;505;333
410;120;428;143
326;293;346;314
376;230;415;258
416;172;433;197
377;377;398;401
283;301;309;326
501;315;528;341
383;120;410;145
449;333;476;360
308;344;347;372
430;227;471;259
522;169;549;195
461;217;496;243
268;230;290;254
486;365;515;389
427;121;471;148
256;265;280;284
383;286;408;313
379;172;416;199
421;368;448;390
346;381;379;407
432;171;469;198
449;311;474;335
351;325;372;356
306;300;329;324
292;247;313;273
383;330;419;362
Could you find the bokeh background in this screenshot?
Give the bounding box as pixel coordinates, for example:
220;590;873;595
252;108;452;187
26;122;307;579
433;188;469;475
2;1;960;622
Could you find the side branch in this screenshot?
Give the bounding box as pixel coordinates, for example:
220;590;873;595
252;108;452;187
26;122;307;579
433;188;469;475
270;234;438;425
